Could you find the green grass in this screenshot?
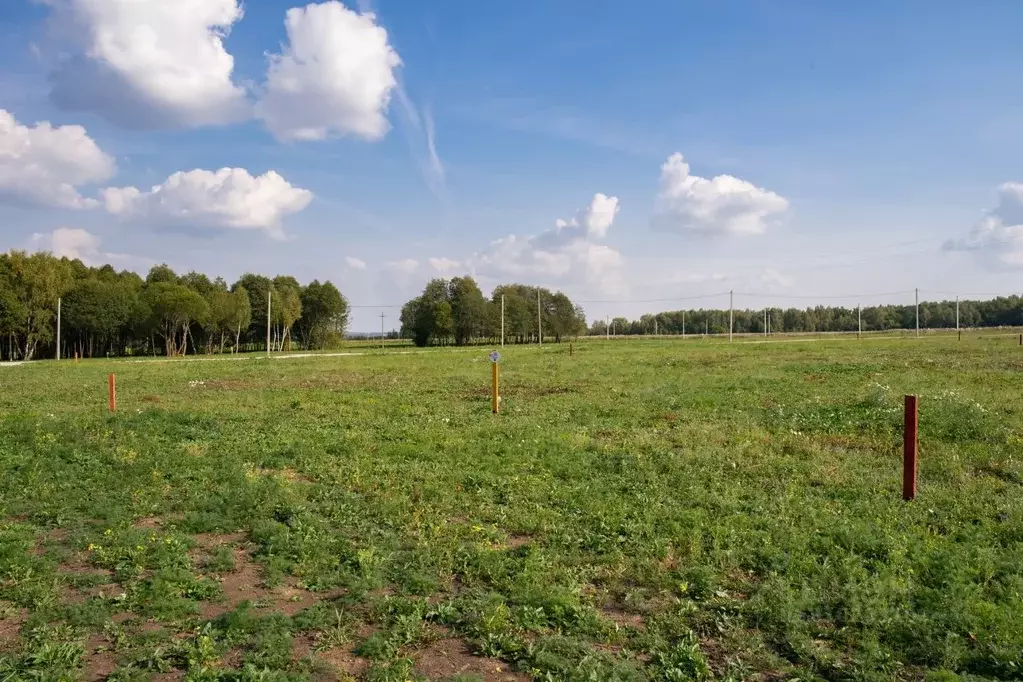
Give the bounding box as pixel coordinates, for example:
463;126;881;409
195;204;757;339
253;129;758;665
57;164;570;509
1;336;1022;681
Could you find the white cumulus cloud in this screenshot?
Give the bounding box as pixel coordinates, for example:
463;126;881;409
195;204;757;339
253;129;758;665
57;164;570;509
102;168;313;238
31;227;100;260
0;109;115;209
945;183;1023;269
470;193;624;293
43;0;248;129
29;227;150;268
258;1;401;141
652;153;788;235
428;257;461;274
345;256;367;270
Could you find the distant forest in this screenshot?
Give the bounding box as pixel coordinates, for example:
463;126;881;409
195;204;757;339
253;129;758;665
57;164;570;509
0;251;349;360
589;298;1023;336
3;250;1021;360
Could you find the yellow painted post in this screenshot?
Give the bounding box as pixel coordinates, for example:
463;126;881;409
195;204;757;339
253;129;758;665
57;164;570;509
489;350;501;414
492;362;499;414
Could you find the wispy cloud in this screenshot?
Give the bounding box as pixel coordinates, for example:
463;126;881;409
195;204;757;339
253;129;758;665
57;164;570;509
422;106;445;193
394;84;447;202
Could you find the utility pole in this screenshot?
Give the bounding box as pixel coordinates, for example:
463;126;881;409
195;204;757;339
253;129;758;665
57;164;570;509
606;314;609;341
537;289;542;345
763;308;767;337
56;297;61;360
857;304;862;339
682;310;686;338
915;288;920;337
729;291;734;343
380;312;385;349
654;317;658;336
501;294;505;347
266;289;272;356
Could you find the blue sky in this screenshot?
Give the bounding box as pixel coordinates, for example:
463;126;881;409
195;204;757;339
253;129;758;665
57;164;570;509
3;1;1023;330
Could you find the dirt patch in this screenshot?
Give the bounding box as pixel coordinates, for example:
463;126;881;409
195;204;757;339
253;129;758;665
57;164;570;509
0;606;27;652
414;635;527;680
200;543;319;619
192;532;246;552
219;647;244;668
61;583;109;606
46;527;69;544
493;533;533;550
315;645;370;678
292;632;316;660
134;517;163;530
141;395;162;404
271;581;319;616
83;633;117;681
602;608;645;630
202;546;265;619
700;636;730;676
295;625;376;677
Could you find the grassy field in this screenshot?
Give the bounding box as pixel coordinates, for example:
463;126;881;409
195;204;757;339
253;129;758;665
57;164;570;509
1;337;1022;681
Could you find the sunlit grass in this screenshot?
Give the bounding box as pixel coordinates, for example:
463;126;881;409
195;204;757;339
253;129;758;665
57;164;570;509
1;336;1021;680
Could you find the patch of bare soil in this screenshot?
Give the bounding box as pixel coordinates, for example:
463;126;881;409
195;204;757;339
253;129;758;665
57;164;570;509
83;633;117;681
491;533;533;551
602;608;645;630
504;534;532;549
197;540;322;620
294;626;376;679
0;605;27;652
201;546;265;619
317;646;370;678
414;635;528;680
191;532;247;554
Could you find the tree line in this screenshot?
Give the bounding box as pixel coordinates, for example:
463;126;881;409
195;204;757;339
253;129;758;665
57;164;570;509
589;298;1023;336
400;278;587;346
0;251;349;360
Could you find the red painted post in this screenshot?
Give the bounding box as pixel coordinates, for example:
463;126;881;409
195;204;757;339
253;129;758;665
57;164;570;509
903;395;918;500
108;373;116;412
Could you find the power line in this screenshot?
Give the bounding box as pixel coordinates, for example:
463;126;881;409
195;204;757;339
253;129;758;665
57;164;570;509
734;290;915;300
574;292;729;304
